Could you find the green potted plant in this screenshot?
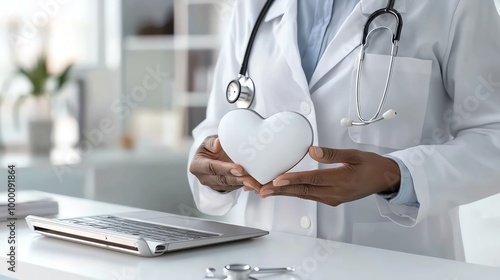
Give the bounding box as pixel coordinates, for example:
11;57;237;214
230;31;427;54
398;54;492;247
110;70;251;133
13;55;72;154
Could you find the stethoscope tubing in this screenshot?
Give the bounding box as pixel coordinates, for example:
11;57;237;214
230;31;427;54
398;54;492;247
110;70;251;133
354;0;403;126
355;30;398;124
228;0;404;128
239;0;275;76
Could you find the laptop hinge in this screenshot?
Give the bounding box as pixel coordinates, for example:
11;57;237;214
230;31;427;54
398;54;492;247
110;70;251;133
34;226;139;252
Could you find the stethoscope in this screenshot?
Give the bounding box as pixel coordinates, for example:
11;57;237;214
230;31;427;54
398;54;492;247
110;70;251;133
205;263;295;280
226;0;403;128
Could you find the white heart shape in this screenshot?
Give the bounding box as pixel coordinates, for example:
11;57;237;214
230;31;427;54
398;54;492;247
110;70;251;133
218;109;313;184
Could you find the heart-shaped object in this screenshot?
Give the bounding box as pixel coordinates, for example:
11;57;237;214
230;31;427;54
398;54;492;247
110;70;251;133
218;109;313;184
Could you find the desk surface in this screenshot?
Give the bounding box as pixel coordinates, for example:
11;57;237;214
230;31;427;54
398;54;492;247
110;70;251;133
1;193;499;280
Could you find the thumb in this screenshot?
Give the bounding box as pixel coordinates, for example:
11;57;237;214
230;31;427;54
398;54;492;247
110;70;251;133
309;146;361;164
206;136;222;154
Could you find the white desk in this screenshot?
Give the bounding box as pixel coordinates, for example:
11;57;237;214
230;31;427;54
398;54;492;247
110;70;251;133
1;193;500;280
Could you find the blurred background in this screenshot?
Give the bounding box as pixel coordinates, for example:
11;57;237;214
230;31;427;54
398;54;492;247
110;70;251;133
0;0;227;153
0;0;499;268
0;0;232;238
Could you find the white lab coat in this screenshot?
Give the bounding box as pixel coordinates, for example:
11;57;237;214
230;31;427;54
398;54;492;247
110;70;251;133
187;0;500;260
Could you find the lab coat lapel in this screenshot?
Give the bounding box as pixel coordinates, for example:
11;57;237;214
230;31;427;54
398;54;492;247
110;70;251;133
309;0;406;90
308;3;365;89
264;0;289;22
265;0;310;96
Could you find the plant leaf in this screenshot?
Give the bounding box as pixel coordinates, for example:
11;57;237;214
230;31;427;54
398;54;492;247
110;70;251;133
55;64;73;92
18;60;47;96
18;67;33;83
32;56;49;95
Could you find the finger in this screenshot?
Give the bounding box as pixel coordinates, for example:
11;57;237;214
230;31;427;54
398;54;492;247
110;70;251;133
277;194;322;202
262;184;329;198
309;146;363;165
272;169;348;187
198;175;260;191
202;135;222;154
260;186;340;205
261;182;273;189
260;189;323;202
191;156;246;177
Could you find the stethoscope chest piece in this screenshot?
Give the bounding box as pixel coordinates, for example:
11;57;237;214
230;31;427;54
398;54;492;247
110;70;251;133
226;75;255;109
223;264;256;280
205;263;295;280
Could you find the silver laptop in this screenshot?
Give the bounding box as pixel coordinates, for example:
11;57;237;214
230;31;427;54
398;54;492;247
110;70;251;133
26;211;268;257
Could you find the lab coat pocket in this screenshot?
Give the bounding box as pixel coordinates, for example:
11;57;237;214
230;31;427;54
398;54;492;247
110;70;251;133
348;54;432;150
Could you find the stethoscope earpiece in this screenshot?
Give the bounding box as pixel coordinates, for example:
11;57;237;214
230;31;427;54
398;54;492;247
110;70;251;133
341;109;397;127
340;118;354;128
382;109;397;120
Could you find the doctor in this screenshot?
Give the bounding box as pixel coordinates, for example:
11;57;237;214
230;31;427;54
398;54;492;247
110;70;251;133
188;0;500;260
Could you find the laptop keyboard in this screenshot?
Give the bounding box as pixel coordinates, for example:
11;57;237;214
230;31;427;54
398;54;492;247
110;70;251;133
63;215;219;242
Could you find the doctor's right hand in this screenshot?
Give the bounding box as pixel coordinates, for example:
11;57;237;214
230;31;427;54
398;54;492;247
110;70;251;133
189;135;261;193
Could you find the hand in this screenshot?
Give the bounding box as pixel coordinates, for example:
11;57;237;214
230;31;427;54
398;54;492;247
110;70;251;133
258;146;401;207
189;135;261;193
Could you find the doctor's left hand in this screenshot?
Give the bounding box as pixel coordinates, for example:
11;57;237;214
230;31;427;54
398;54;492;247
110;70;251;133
259;147;401;206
